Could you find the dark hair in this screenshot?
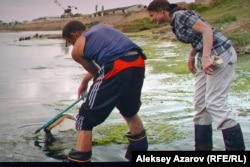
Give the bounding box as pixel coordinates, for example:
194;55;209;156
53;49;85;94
147;0;186;16
62;21;86;38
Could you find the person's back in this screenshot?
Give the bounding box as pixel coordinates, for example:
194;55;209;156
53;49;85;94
83;24;143;66
171;10;232;58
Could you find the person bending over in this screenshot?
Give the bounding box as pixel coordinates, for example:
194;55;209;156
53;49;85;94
62;21;148;162
147;0;245;151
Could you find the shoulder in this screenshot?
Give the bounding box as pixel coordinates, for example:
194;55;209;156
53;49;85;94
90;23;113;31
72;36;86;59
85;23;115;36
173;10;199;27
173;10;198;20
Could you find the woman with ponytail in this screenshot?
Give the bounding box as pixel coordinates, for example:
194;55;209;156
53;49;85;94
147;0;245;151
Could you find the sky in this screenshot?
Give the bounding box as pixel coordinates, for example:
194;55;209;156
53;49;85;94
0;0;194;23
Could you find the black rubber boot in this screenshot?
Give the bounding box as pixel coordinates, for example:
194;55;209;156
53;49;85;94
68;149;92;162
194;124;213;151
222;124;245;151
125;129;148;161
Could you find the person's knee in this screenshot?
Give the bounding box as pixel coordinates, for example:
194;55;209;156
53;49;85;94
217;119;238;130
193;110;212;125
76;114;104;131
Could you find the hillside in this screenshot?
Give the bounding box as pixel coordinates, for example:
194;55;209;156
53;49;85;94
153;0;250;54
1;0;249;53
0;11;149;31
197;0;250;51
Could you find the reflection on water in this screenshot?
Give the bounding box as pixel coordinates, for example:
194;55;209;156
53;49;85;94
34;129;68;161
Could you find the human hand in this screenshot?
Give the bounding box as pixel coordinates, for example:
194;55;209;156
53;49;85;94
202;56;214;75
188;55;197;74
77;82;88;99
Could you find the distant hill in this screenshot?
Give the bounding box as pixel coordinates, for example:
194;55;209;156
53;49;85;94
1;0;249;53
0;10;149;31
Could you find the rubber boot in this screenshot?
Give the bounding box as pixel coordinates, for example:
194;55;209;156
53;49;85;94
194;124;213;151
125;129;148;161
68;149;92;162
222;124;245;151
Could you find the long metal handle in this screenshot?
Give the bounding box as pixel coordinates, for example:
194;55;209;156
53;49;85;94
34;94;86;134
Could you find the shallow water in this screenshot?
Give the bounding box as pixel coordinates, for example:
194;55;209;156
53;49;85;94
0;31;249;162
0;31;84;161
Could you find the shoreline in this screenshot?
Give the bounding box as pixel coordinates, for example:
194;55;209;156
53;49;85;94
2;29;249;55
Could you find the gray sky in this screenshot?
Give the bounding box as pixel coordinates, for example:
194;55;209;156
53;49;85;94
0;0;194;22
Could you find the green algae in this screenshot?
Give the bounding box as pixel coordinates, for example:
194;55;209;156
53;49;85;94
141;37;250;93
92;120;184;146
148;60;189;74
93;124;128;145
231;54;250;92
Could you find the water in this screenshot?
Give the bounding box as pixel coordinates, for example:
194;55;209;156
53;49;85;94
0;31;249;162
0;32;190;162
0;31;85;161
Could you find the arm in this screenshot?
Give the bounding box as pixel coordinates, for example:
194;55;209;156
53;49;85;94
188;48;197;74
192;19;214;75
71;36;100;98
77;73;93;98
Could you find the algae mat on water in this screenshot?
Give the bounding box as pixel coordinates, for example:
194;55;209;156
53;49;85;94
92;121;184;146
